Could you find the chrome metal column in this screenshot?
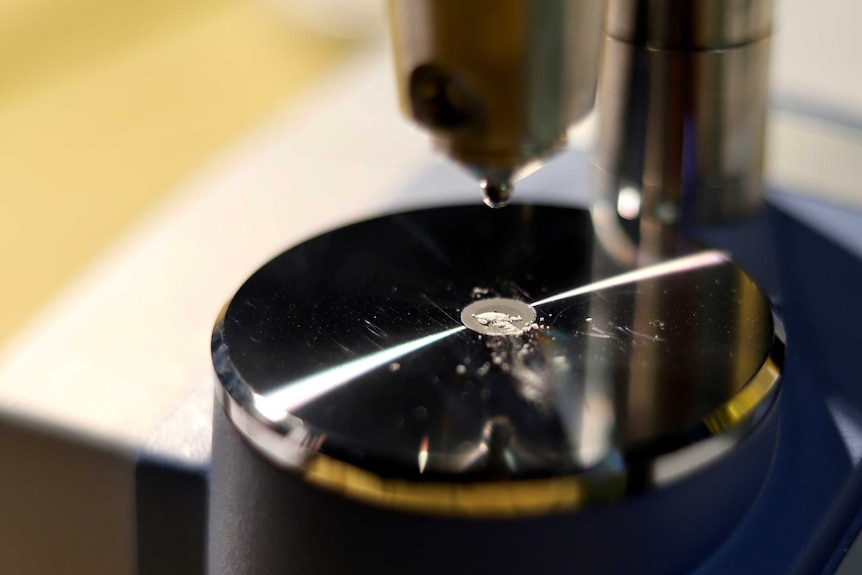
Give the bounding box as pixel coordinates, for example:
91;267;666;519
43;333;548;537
595;0;773;226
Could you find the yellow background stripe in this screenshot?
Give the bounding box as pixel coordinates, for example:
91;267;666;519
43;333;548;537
0;0;357;345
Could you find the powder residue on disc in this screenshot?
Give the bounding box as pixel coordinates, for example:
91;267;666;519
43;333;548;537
461;298;537;336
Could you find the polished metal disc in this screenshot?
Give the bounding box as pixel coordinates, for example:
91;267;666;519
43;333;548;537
213;205;781;514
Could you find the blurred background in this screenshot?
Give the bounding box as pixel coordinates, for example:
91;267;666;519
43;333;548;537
0;0;383;346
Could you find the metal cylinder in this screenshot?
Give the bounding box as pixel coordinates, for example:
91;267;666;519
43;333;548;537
386;0;605;202
595;0;773;226
208;205;785;575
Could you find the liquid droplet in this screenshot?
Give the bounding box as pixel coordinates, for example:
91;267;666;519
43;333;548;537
480;179;513;209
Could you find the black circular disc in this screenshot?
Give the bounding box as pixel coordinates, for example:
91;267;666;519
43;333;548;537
212;205;780;511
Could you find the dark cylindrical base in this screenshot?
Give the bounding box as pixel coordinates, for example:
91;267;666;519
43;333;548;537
209;400;779;575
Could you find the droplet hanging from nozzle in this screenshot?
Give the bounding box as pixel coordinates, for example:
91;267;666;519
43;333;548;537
480;178;513;209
